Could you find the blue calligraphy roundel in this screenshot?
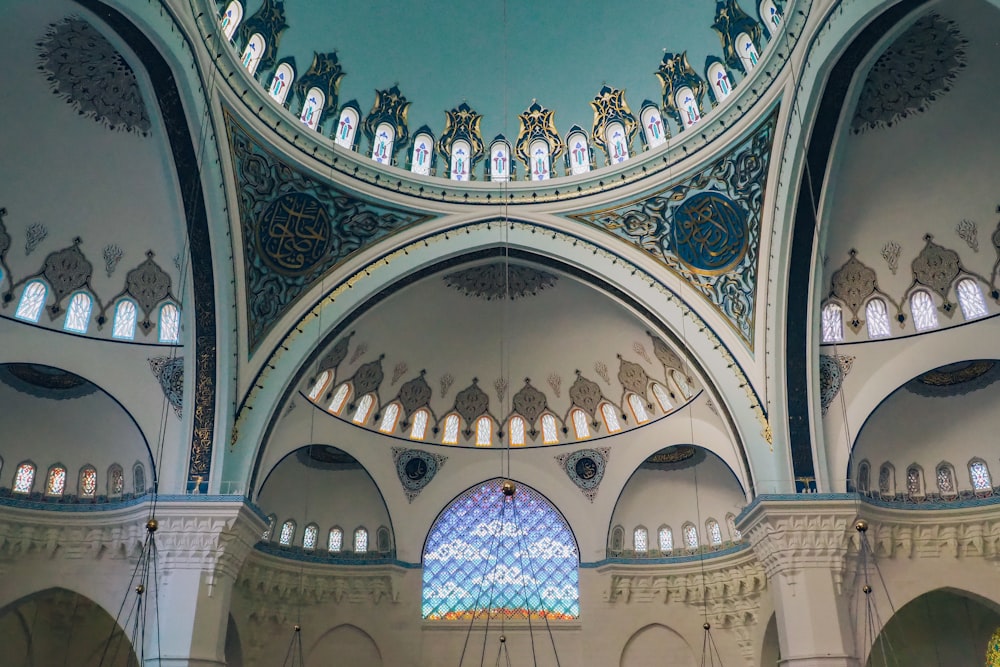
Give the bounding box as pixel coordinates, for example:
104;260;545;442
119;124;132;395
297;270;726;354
256;192;332;277
669;191;749;276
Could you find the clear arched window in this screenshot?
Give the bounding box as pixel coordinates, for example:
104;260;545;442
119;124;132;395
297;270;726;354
633;526;648;553
112;300;138;340
726;514;741;541
108;465;124;496
299;87;325;131
410;132;434;175
302;524;319;550
219;1;242;41
865;298;891;338
133;463;146;495
262;514;276;540
354;527;369;553
957;279;988;320
878;463;895;495
328;527;344;552
566;131;591;175
652;383;673;412
671;371;693;399
706;519;722;546
610;525;625;552
328;383;351;415
605;121;629;164
422;479;579;620
600;403;622;433
936;464;956;494
906;466;923;498
571;408;590;439
335;107;360;150
509;416;526;447
489;140;511;182
736;32;759;71
541;414;559;444
970;460;993;491
910;291;938;331
675;86;701;128
857;460;870;493
442;414;460;445
371;122;395;164
476;416;492;446
822;303;844;342
45;465;66;496
80;466;97;498
63;292;92;333
268;63;294;105
352;393;375;424
627;394;650;424
240;33;265;76
760;0;782;31
279;520;296;546
529;138;552;181
640;106;667;149
379;403;400;433
658;526;673;552
708;62;732;100
15;280;47;322
449;139;472;181
158;303;180;343
410;409;430;440
683;523;699;550
308;370;331;401
13;462;35;494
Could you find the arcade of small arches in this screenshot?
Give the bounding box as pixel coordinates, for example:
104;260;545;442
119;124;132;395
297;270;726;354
853;457;996;499
1;459;148;500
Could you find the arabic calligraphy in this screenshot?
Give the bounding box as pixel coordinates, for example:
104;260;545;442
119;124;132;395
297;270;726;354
670;191;748;276
255;192;332;276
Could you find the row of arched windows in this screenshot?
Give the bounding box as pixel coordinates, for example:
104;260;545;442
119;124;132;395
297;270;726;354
9;278;180;343
307;372;693;445
262;516;392;555
855;459;995;498
822;280;990;343
610;514;742;556
2;459;147;499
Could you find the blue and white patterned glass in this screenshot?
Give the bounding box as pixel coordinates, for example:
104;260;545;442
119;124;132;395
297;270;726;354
910;291;938;331
328;528;343;552
708;520;722;546
113;300;137;340
658;527;673;552
279;521;295;546
64;293;92;333
303;524;318;550
601;403;621;432
822;303;844;342
683;524;698;550
354;528;368;552
865;299;891;338
633;527;648;553
158;303;180;343
970;461;992;491
15;281;47;322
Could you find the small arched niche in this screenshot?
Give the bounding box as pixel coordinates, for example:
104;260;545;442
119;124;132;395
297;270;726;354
308;624;382;666
620;623;696;667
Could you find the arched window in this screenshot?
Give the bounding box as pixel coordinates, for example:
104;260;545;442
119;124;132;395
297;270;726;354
906;465;923;498
354;527;369;553
449;139;472;181
299;87;325;131
658;525;673;553
279;520;296;546
442;414;460;445
63;292;92;333
80;466;97;498
910;290;938;331
865;298;891;338
302;524;319;550
878;463;895;496
652;383;673;412
640;106;667;149
379;403;401;433
610;525;625;552
410;408;430;440
936;463;956;495
15;280;47;322
571;408;590;439
112;300;138;340
541;414;559;444
328;383;351;415
566;130;591;175
489;139;511;182
726;514;741;541
736;32;759;72
706;519;723;546
476;416;493;446
600;403;622;433
422;479;579;620
158;303;180;343
335;107;360;150
328;527;344;552
529;138;552;181
108;464;124;496
759;0;782;32
13;462;35;494
509;416;526;447
410;132;434;175
633;526;648;553
605;121;629;164
627;394;650;424
377;526;391;552
308;371;331;401
970;459;993;491
268;63;294;105
45;465;66;496
675;86;701;128
707;61;732;100
671;371;693;399
240;33;265;76
957;279;988;320
857;460;870;493
262;514;277;540
219;1;242;41
351;393;375;424
133;463;146;495
371;122;395;164
822;303;844;342
683;523;699;550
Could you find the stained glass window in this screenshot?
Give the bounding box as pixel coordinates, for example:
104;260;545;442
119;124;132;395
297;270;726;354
80;467;97;497
269;63;294;105
113;300;138;340
328;527;343;552
628;394;650;424
633;527;648;553
675;86;701;128
736;32;759;71
354;527;368;553
488;140;511;182
760;0;782;30
450;139;472;181
906;467;922;497
910;291;938;331
352;393;374;424
13;463;35;493
970;460;992;491
566;131;591;176
15;281;47;323
303;524;318;550
410;132;434;175
683;524;698;550
43;466;65;496
937;465;955;494
865;299;891;338
377;526;391;552
134;464;146;495
279;520;295;546
708;62;732;101
423;480;578;620
263;515;276;540
878;464;893;495
601;403;622;433
308;371;330;401
571;409;590;439
509;416;526;446
652;383;673;412
299;88;325;131
410;409;429;440
370;122;395;164
605;121;629;164
658;526;673;552
379;403;400;433
476;417;492;446
822;303;844;343
707;519;722;546
726;514;741;541
957;279;988;320
610;525;624;552
640;106;667;149
220;1;242;41
857;461;870;493
241;33;265;76
541;414;558;444
328;383;350;414
335;108;360;150
672;371;693;398
109;465;124;495
529;138;551;181
64;292;92;333
158;304;180;343
442;414;460;444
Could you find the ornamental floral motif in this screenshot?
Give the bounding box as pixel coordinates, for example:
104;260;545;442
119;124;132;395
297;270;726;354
819;354;854;415
443;263;558;301
149;356;183;418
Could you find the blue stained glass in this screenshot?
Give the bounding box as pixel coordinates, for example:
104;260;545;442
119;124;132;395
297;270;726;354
422;479;579;621
971;461;992;491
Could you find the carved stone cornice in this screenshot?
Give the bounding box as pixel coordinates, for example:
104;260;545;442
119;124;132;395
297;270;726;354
0;500;148;561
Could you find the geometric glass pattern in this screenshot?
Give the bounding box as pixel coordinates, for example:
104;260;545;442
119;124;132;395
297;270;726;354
410;409;429;440
970;461;992;491
476;417;492;446
707;520;722;546
15;281;47;323
308;371;330;401
822;303;844;343
13;463;35;493
80;467;97;497
571;409;590;439
328;527;343;552
627;394;650;423
671;371;692;398
442;414;460;444
63;292;92;333
262;515;276;541
658;526;673;552
112;300;138;340
279;520;295;546
865;298;891;338
109;466;124;495
878;465;893;495
957;279;988;320
303;524;318;550
541;414;558;444
601;403;622;432
422;479;579;620
354;528;368;553
352;393;373;424
652;383;673;412
910;291;938;331
509;416;526;446
633;526;648;553
379;403;400;433
906;467;921;497
937;465;955;494
158;303;180;343
683;524;698;550
134;464;146;495
46;466;66;495
328;383;350;414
